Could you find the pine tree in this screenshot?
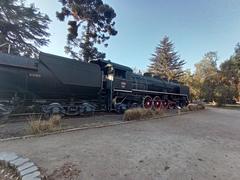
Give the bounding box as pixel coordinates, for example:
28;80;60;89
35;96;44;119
0;0;50;57
56;0;117;62
148;36;185;81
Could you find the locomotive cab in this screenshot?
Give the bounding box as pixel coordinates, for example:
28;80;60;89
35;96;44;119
90;60;133;112
90;60;133;92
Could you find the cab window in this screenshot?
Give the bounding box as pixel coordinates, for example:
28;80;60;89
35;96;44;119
114;69;126;79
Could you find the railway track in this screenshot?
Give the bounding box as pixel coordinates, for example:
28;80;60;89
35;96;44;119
0;111;118;124
9;112;42;118
0;113;42;124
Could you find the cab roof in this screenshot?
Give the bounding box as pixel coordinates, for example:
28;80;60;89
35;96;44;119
91;59;133;72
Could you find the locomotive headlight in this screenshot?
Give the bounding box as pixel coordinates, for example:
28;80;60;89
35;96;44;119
107;74;114;81
105;63;114;81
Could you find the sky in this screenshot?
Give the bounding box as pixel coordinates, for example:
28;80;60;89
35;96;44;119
26;0;240;72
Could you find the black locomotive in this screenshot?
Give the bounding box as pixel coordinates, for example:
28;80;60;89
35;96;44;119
0;52;189;117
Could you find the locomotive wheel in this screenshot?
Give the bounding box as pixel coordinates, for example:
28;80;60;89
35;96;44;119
153;96;162;110
142;96;153;109
162;100;169;109
0;104;12;124
130;103;139;109
168;100;177;109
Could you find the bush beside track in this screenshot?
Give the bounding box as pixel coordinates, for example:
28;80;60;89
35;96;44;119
181;103;205;112
124;103;206;121
123;108;165;121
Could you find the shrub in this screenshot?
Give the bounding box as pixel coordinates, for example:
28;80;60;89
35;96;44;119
123;108;142;121
180;106;189;112
187;103;205;111
197;103;205;110
49;115;61;126
214;84;236;107
154;109;165;116
188;104;197;111
123;108;164;121
28;115;62;134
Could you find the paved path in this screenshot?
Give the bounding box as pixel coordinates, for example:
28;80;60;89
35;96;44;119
0;108;240;180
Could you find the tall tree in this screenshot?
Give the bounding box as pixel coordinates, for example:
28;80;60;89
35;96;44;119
195;52;218;79
220;43;240;102
179;70;200;101
0;0;50;57
57;0;117;62
220;58;239;99
194;52;219;101
148;36;185;81
234;43;240;71
234;43;240;101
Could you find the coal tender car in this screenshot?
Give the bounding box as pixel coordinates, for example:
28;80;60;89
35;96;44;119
0;52;189;116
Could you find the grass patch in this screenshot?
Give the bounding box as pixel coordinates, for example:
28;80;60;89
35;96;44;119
123;108;165;121
28;115;62;134
180;103;206;112
180;106;189;112
181;103;206;112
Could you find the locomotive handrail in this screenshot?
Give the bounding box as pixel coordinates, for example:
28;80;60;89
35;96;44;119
132;89;188;97
0;62;38;70
113;89;133;93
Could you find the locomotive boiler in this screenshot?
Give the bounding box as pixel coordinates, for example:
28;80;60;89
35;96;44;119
0;52;189;117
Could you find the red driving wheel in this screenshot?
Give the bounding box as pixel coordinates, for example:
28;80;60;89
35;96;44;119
162;100;169;109
153;96;162;110
142;96;153;109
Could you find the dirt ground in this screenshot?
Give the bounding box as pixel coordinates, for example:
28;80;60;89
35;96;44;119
0;108;240;180
0;113;123;139
0;110;177;139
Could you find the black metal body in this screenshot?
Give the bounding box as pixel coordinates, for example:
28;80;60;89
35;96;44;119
0;52;189;116
0;53;102;101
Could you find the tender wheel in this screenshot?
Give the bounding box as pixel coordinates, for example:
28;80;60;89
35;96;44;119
153;96;162;110
0;104;11;116
142;96;153;109
0;104;11;124
42;103;65;118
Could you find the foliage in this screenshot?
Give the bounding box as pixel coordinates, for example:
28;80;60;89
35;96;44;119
179;70;199;100
56;0;117;62
201;73;219;102
234;43;240;70
123;108;164;121
187;103;205;111
0;0;50;57
188;47;239;104
148;36;185;81
28;115;61;134
220;59;239;99
220;44;240;101
214;84;236;106
195;52;218;79
193;52;219;101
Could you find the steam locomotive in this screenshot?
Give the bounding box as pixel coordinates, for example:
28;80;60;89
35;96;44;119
0;52;189;117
